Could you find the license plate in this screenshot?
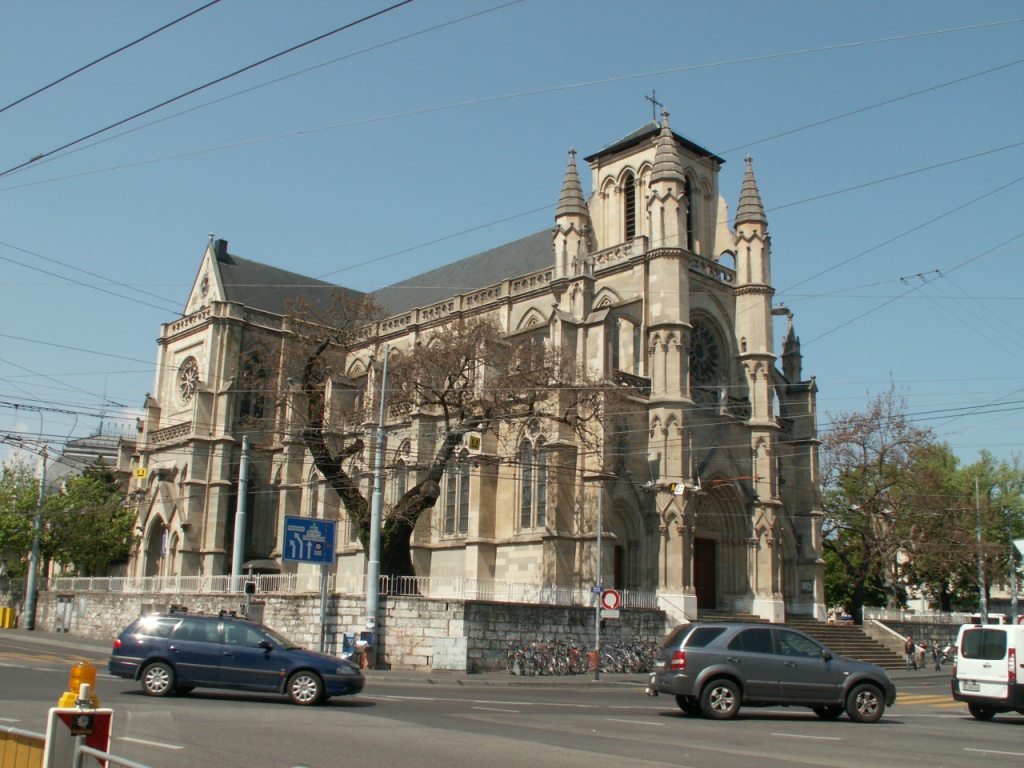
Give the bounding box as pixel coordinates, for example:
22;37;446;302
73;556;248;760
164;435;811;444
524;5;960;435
654;660;665;670
963;681;981;692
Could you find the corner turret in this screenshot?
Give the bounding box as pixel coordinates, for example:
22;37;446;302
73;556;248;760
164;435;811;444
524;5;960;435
553;148;591;279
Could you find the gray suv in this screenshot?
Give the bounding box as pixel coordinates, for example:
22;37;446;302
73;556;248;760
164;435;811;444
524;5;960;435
648;622;896;723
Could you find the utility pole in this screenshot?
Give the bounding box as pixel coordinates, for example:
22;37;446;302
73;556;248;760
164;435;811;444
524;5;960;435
231;434;250;592
976;477;988;623
366;345;391;655
24;449;46;631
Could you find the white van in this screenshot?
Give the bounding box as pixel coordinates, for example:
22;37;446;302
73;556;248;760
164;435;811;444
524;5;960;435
951;622;1024;720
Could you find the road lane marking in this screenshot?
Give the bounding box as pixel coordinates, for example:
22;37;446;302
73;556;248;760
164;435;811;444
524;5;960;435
0;717;20;722
472;706;520;713
772;733;841;741
117;737;184;751
965;748;1024;757
606;718;664;726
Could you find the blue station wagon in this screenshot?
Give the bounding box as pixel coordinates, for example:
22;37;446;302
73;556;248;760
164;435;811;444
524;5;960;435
108;612;364;705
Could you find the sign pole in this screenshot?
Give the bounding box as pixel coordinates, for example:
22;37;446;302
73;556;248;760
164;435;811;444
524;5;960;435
319;562;329;652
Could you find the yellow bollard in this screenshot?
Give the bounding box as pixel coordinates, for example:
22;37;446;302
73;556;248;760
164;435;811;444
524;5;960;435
0;607;12;628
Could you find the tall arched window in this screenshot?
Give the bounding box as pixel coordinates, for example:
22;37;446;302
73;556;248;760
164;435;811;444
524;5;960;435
444;449;470;535
392;459;408;505
684;176;695;252
623;172;637;241
519;437;547;530
308;470;320;518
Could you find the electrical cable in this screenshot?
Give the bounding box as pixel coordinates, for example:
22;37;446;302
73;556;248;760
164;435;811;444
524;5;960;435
0;0;417;180
0;0;223;115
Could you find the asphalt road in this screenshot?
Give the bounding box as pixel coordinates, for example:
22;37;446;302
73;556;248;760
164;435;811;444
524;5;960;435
0;630;1016;768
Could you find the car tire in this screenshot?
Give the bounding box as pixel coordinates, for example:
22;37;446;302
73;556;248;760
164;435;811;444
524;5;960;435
674;695;702;716
845;683;885;723
968;702;996;721
287;671;325;706
140;662;176;697
700;678;741;720
812;705;844;720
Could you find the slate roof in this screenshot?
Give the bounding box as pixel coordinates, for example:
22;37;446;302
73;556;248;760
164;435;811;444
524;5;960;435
584;121;724;165
370;229;553;316
216;250;364;315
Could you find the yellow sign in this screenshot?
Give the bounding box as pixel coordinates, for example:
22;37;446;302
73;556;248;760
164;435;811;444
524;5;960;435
134;467;148;479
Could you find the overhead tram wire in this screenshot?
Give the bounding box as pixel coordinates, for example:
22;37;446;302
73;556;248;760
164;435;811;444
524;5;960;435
4;15;1019;185
0;0;417;180
11;1;526;176
0;245;183;315
0;0;223;115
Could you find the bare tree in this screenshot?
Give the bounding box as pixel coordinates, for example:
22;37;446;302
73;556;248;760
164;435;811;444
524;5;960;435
820;386;934;622
253;295;621;578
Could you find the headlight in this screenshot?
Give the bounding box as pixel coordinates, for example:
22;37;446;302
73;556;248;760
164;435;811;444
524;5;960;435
335;665;360;676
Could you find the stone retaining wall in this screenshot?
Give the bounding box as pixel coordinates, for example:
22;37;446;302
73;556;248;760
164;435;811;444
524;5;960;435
24;590;669;673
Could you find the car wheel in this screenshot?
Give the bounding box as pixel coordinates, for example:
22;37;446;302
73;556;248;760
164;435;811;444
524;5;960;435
674;695;702;716
140;662;176;697
700;678;741;720
812;705;844;720
968;702;996;721
845;683;885;723
287;671;325;706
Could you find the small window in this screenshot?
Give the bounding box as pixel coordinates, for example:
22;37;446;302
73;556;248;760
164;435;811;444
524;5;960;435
685;627;727;648
727;627;774;655
961;629;1008;661
777;630;822;658
172;619;219;644
225;623;266;648
134;616;176;639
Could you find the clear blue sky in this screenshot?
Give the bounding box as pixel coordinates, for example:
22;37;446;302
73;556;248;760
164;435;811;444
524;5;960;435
1;0;1022;469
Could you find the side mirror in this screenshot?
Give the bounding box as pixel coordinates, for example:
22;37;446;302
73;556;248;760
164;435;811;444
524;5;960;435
822;648;833;661
259;640;273;651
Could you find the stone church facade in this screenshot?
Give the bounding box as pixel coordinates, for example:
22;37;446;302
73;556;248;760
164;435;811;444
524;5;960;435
129;115;824;623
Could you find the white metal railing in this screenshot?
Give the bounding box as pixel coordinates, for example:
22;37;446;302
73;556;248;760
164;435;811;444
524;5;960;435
863;607;974;624
36;574;659;608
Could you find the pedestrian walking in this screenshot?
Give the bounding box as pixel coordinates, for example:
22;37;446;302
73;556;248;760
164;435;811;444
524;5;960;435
904;635;917;670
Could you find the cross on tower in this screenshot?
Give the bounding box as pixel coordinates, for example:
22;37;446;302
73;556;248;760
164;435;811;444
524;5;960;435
645;90;664;121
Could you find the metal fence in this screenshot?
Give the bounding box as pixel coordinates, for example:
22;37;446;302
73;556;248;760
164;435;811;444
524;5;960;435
863;607;976;624
33;574;659;609
1;724;44;768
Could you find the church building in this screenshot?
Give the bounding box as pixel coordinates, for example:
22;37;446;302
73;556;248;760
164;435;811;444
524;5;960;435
129;114;824;623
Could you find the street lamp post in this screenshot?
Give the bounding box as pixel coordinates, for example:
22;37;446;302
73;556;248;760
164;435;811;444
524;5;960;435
584;472;614;681
365;345;391;660
976;478;988;623
24;449;47;631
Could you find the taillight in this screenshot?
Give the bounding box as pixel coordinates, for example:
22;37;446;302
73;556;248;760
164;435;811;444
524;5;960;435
113;638;122;649
670;650;686;671
1010;648;1017;684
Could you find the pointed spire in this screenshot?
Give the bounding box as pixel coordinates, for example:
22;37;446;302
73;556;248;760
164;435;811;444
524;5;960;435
555;148;589;219
735;155;767;227
650;111;684;183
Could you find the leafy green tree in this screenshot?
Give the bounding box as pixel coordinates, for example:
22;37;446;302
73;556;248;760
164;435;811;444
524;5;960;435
41;461;136;576
954;451;1024;612
0;457;40;577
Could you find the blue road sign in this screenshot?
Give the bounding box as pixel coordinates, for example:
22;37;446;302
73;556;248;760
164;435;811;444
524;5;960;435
282;516;337;565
